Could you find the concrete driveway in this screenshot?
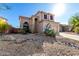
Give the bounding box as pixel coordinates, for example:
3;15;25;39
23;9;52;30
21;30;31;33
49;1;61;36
59;32;79;41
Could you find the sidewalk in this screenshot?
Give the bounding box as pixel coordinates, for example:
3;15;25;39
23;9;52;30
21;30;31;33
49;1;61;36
59;32;79;41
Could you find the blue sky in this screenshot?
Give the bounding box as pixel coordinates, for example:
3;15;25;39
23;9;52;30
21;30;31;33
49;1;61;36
0;3;79;27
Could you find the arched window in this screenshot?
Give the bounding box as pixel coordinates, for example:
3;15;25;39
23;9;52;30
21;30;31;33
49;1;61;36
23;22;29;29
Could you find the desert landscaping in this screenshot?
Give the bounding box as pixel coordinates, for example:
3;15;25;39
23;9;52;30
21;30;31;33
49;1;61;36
0;33;79;56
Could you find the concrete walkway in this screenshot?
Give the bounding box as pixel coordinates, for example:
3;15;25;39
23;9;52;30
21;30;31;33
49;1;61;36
59;32;79;41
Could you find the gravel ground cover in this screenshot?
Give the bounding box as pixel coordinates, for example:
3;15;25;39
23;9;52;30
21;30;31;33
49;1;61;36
0;34;79;56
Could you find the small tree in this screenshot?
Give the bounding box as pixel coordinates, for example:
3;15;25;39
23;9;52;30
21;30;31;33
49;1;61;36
0;19;10;34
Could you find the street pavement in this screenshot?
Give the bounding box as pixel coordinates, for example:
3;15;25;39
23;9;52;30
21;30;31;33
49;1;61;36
59;32;79;41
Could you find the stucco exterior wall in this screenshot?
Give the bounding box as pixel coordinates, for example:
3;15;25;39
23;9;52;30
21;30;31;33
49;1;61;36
37;22;43;33
29;16;35;33
42;20;60;32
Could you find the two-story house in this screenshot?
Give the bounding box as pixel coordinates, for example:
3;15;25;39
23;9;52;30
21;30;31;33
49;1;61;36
19;11;60;33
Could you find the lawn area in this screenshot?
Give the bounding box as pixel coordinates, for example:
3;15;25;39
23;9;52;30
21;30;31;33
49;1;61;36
0;34;79;56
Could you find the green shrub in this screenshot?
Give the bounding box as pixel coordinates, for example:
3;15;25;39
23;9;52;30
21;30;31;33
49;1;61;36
44;28;56;38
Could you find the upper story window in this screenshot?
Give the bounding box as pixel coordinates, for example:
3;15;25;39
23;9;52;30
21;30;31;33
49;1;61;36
44;14;47;19
50;15;53;20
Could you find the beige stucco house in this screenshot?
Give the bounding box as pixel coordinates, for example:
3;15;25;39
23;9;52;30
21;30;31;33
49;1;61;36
19;11;60;33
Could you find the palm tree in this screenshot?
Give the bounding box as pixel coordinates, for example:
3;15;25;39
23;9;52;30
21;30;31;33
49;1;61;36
69;15;79;34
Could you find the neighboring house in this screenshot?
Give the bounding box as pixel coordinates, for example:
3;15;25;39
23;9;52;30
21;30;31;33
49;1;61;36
19;11;60;33
60;24;71;32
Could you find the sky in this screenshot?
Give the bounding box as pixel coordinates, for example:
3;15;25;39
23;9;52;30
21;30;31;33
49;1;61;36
0;3;79;28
